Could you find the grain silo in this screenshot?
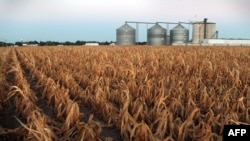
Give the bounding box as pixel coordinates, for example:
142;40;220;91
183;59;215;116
116;23;136;45
170;23;189;44
192;19;216;44
147;23;166;45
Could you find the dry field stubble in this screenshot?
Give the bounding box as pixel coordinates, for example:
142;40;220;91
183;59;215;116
0;46;250;140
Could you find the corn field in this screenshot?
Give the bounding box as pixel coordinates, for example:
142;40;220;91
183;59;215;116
0;46;250;141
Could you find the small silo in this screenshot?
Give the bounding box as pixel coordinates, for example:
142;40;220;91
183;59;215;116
170;24;189;44
116;23;136;45
147;23;166;45
192;19;216;44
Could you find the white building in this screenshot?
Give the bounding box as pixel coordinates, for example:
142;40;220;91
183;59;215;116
203;39;250;46
85;43;99;46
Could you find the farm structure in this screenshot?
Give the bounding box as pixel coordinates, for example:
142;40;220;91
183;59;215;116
116;18;250;46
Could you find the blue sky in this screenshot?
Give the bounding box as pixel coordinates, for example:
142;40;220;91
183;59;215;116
0;0;249;43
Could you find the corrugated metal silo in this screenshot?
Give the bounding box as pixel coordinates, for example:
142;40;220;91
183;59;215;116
116;23;136;45
192;22;216;44
147;23;166;45
170;24;189;44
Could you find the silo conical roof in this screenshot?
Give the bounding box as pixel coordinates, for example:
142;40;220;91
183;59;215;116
117;23;135;32
171;24;188;31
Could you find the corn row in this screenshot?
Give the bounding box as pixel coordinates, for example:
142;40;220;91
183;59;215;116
16;49;103;140
3;49;57;140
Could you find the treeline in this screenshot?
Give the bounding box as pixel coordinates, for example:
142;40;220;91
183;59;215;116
0;40;114;47
0;42;14;47
15;40;114;46
0;40;147;47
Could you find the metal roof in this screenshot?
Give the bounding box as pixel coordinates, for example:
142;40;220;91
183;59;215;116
171;24;188;30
